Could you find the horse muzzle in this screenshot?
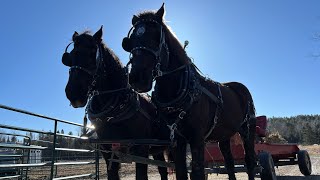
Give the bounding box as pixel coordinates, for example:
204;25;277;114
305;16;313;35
70;100;86;108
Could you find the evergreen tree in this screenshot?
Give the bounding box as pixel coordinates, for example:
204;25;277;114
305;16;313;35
0;137;5;142
11;136;17;143
268;114;320;145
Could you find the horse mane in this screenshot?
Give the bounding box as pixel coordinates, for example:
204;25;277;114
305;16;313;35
136;11;190;64
78;31;127;87
80;31;124;68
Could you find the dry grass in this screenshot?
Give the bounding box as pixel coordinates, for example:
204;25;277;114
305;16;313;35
300;145;320;156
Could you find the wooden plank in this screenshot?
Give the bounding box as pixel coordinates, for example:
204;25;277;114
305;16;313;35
114;151;175;168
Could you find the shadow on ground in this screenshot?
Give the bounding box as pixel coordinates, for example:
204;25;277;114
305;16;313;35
277;175;320;180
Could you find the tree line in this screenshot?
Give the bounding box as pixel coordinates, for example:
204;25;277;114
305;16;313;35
267;114;320;145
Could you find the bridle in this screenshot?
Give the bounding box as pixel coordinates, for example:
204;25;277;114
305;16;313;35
64;42;97;76
124;19;190;80
63;34;155;136
63;41;129;99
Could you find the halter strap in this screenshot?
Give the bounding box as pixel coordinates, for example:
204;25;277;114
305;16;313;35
153;63;190;79
69;66;95;76
91;86;130;97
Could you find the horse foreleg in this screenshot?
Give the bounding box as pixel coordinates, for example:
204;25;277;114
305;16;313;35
152;152;168;180
219;139;236;180
135;145;149;180
101;151;120;180
174;138;188;180
190;140;205;180
239;118;257;180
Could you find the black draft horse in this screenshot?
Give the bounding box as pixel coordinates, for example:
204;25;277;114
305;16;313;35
122;4;257;180
62;27;170;180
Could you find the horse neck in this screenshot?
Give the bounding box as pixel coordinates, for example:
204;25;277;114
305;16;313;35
90;46;128;112
96;46;127;91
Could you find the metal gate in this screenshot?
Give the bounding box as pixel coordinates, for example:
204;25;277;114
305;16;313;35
0;104;100;180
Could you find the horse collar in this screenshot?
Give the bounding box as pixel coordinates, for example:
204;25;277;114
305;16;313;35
87;89;140;124
153;65;224;142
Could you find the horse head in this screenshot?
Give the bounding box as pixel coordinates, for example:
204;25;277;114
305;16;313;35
122;4;170;92
62;27;103;108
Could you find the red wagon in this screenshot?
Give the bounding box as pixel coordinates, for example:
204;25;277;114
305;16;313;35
204;116;312;180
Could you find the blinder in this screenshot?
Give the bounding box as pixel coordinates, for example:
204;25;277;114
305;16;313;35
62;41;103;77
122;37;132;52
62;42;73;66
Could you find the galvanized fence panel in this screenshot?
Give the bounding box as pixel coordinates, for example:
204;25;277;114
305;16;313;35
0;104;99;180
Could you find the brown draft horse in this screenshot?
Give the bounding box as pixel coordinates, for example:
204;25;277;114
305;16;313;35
62;27;171;180
122;4;257;180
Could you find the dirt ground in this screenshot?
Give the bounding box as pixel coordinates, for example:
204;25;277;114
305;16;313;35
99;145;320;180
118;156;320;180
26;145;319;180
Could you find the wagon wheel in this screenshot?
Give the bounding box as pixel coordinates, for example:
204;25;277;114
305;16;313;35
298;150;312;176
258;152;277;180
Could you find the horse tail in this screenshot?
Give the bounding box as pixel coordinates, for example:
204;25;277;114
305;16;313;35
238;83;256;126
237;84;257;145
246;89;256;118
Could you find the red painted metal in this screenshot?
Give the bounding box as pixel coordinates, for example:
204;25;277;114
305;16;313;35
204;115;300;164
255;143;299;160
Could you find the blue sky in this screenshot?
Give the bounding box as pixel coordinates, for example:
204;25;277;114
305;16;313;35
0;1;319;135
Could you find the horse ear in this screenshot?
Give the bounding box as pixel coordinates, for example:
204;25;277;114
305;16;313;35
156;3;165;20
122;37;132;52
93;26;103;43
72;31;79;42
132;15;139;25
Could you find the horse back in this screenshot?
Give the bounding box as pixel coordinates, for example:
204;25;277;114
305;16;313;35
222;82;253;107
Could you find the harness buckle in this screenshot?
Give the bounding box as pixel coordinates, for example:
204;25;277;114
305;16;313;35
166;107;175;112
106;117;114;122
178;111;186;119
152;63;163;79
91;79;97;86
92;90;100;96
168;123;177;142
